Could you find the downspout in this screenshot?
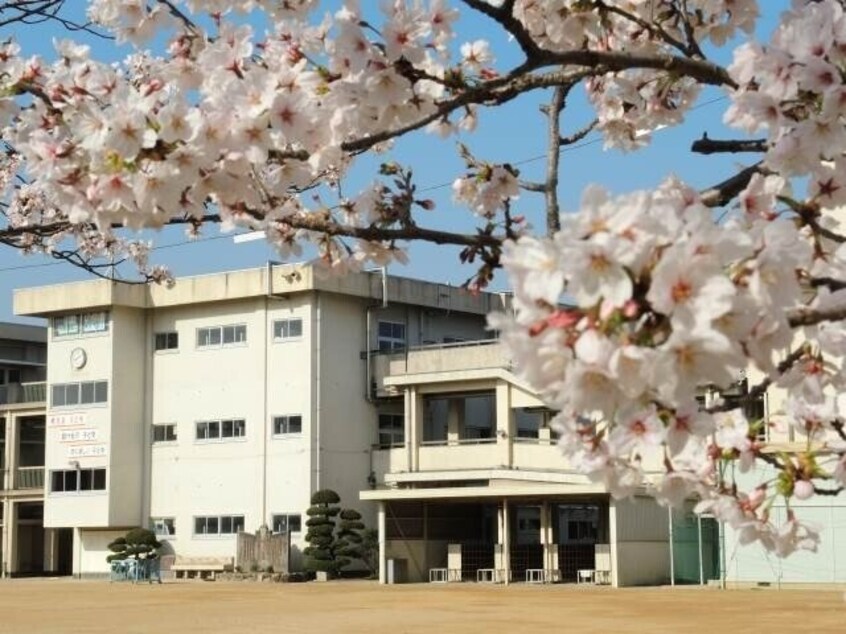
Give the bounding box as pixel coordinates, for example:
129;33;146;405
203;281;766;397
364;267;389;403
140;308;153;530
315;292;322;490
261;261;271;524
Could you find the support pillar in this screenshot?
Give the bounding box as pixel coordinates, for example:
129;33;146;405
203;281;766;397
502;498;510;585
377;501;386;584
540;502;553;574
5;501;16;576
404;388;413;473
495;382;512;468
43;528;59;574
0;498;10;578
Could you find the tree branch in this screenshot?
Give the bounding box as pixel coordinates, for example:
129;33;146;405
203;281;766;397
544;85;566;235
691;136;768;155
699;163;763;208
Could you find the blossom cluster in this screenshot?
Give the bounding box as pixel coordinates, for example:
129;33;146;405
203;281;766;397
3;0;846;557
493;169;845;556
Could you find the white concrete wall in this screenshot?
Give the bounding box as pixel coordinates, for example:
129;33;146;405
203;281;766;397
108;306;146;527
318;293;376;529
74;528;124;576
44;313;113;529
148;297;269;559
612;496;670;587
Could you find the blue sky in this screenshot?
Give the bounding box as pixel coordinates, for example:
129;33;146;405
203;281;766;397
0;1;790;323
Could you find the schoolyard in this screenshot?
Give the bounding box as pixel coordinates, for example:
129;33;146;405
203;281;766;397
0;578;842;634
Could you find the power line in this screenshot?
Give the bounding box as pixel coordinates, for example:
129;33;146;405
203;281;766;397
0;95;729;275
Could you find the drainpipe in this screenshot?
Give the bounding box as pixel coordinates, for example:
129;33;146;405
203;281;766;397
364;267;389;403
315;292;322;490
140;308;153;531
261;262;271;525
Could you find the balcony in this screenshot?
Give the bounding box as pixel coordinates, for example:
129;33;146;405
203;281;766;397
372;341;510;396
0;382;47;406
15;466;45;490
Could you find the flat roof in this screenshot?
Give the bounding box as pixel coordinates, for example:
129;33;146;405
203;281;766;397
360;483;611;502
0;321;47;343
14;264;511;318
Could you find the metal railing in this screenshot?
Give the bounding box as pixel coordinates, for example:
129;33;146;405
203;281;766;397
0;381;47;405
15;466;45;489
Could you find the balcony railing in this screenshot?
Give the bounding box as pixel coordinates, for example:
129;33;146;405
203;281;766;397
15;466;45;489
0;381;47;405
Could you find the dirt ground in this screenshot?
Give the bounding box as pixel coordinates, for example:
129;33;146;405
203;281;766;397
0;578;843;634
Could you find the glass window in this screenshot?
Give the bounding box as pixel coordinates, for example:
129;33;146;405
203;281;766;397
272;514;302;534
51;384;66;407
273;318;303;340
378;413;404;448
153;424;177;443
93;469;106;490
273;415;302;435
65;383;80;406
80;382;95;404
95;381;108;403
53;315;79;337
80;469;92;491
153;518;175;537
378;321;406;352
515;409;543;439
82;312;108;333
54;312;108;337
155;332;179;351
220;516;233;534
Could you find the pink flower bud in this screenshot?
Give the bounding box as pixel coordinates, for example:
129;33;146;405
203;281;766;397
793;480;815;501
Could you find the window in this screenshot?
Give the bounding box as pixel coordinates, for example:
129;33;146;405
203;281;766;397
152;518;175;538
193;515;245;536
53;311;108;337
378;321;406;352
196;419;246;441
378;413;404;448
154;332;179;351
50;468;106;493
51;381;108;407
152;424;177;443
197;324;247;348
515;409;544;439
273;318;303;341
271;513;302;534
273;415;302;435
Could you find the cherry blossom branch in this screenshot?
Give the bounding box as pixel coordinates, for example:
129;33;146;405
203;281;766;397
0;0;110;36
707;348;806;414
543;85;567;235
597;0;690;55
459;0;540;59
787;306;846;328
700;163;763;208
691;136;768;155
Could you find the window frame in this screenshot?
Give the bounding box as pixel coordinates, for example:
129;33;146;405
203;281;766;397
195;419;246;442
50;380;108;409
52;311;109;338
196;324;248;350
154;331;179;352
377;320;406;352
377;412;405;448
272;317;304;342
152;517;176;538
193;514;245;537
49;468;107;494
271;513;302;534
152;423;178;444
272;414;303;436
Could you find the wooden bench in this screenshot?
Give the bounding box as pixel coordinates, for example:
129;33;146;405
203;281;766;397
171;556;233;580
